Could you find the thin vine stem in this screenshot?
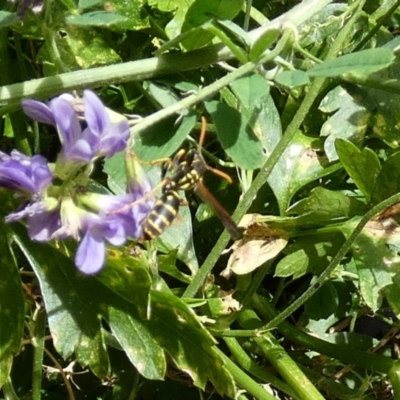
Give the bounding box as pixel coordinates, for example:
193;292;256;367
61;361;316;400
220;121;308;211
259;191;400;331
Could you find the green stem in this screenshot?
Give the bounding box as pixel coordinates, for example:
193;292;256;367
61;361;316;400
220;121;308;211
353;0;400;52
0;0;332;112
205;21;249;64
31;308;47;400
252;293;394;374
130;30;291;137
183;0;365;299
2;377;20;400
216;349;278;400
259;192;400;331
0;43;228;111
237;309;325;400
224;337;298;399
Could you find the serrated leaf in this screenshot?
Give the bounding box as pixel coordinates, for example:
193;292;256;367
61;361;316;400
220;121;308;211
308;48;394;77
335;139;381;203
275;70;310;88
205;100;265;170
0;227;24;387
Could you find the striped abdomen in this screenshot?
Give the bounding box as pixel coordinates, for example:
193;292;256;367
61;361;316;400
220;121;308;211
142;191;180;240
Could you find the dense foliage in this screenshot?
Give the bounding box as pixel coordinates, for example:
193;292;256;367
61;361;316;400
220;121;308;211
2;0;400;399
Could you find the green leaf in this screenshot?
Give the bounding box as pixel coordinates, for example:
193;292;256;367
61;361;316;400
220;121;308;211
12;226;110;378
371;151;400;205
275;248;309;279
151;197;199;275
0;227;24;387
148;290;236;397
267;131;336;213
158;251;192;283
38;24;121;73
180;0;244;50
148;0;182;12
290;187;367;221
96;249;152;318
275;70;310;88
275;236;343;279
143;81;181;109
104;151;127;195
133;113;198;162
320;88;369;162
108;303;166;380
385;275;400;318
249;26;281;60
308;48;394;77
299;4;348;48
349;228;398;311
304;280;338;320
78;0;103;8
0;11;18;29
66;11;128;27
335;139;381;203
205;100;265;170
230;73;281;157
210;19;251;49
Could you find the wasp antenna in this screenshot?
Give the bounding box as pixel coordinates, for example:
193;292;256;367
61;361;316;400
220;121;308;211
207;166;233;184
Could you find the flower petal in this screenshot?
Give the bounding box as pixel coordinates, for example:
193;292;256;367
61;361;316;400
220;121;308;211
22;99;55;125
75;231;105;274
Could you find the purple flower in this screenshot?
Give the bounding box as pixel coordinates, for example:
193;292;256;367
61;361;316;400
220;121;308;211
75;213;127;275
0;150;52;195
1;90;148;275
21;90;130;169
82;90;130;158
23;97;95;165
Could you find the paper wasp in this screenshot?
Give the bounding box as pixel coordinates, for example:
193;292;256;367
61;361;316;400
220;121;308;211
141;117;242;241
